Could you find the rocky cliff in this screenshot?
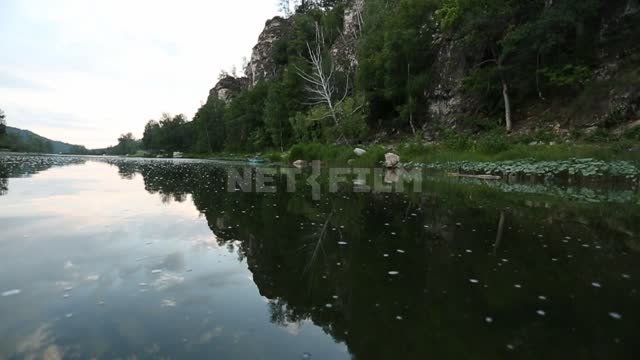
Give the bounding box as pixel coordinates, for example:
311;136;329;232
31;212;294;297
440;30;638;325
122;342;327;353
208;76;250;103
246;16;290;85
330;0;364;70
211;0;639;135
425;0;640;132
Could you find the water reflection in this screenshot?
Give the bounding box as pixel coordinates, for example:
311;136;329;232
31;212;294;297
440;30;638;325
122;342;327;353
1;154;639;359
101;157;640;359
0;154;86;196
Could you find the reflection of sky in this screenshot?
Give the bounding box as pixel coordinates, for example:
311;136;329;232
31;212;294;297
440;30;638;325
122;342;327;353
0;161;348;359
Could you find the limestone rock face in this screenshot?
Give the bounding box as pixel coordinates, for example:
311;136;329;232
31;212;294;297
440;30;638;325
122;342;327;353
331;0;364;70
573;0;640;127
208;76;250;104
425;34;481;127
247;16;290;85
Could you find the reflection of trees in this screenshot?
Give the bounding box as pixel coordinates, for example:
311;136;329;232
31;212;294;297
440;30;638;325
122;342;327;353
107;158;640;359
0;165;7;196
0;155;86;196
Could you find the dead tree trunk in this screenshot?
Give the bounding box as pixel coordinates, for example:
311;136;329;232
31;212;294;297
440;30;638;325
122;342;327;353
502;80;512;132
295;23;349;140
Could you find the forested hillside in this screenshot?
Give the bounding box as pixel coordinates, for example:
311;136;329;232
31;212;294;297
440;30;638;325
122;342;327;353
117;0;640;155
0;126;89;154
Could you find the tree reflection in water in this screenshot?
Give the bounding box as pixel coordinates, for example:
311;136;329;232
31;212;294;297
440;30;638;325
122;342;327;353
99;158;640;360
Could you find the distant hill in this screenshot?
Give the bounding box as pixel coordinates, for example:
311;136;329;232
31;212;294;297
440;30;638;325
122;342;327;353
1;126;88;154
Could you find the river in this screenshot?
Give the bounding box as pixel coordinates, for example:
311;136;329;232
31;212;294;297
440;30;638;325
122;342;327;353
0;154;638;359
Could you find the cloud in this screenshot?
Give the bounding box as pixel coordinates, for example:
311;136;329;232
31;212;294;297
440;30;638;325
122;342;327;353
0;0;280;148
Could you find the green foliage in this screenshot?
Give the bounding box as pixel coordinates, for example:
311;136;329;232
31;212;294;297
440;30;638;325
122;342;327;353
442;129;472;151
141;113;194;153
623;126;640;141
192;97;226;153
290;106;328;143
114;0;630;161
475;129;509;154
539;65;592;89
357;0;438;127
333;97;368;143
0;108;6;137
264;83;292;151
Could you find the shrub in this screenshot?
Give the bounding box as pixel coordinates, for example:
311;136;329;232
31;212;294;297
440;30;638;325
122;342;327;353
475;130;509;154
623;126;640;141
443;129;472;151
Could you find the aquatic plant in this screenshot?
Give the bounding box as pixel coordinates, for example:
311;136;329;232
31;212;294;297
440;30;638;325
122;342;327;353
419;158;640;181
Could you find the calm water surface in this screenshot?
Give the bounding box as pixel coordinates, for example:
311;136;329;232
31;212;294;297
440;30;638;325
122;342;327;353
0;154;639;359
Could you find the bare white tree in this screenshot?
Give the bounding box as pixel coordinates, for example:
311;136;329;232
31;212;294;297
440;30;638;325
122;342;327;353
295;23;349;128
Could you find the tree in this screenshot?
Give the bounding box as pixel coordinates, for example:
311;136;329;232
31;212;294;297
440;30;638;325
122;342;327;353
264;83;291;151
0;108;6;136
193;97;227;153
296;23;349;140
437;0;524;131
357;0;438;129
116;133;138;155
142;120;161;150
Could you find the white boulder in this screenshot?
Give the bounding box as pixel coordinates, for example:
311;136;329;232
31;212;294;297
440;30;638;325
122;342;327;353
354;148;367;157
384;153;400;168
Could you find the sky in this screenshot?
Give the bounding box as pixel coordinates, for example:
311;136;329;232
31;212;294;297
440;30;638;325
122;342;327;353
0;0;280;149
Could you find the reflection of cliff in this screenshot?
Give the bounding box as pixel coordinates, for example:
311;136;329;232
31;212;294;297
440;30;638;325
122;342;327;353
108;159;640;359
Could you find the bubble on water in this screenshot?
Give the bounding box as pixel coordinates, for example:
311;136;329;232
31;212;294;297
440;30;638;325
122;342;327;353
609;312;622;320
1;289;21;297
538;295;547;301
396;316;403;320
98;301;105;306
591;282;602;288
302;352;312;359
537;310;546;316
338;242;348;245
506;344;515;350
469;279;479;284
514;284;522;289
383;254;389;257
64;261;74;269
151;269;163;274
388;271;400;276
396;249;405;254
622;274;631;279
63;293;70;298
485;317;493;323
65;313;73;318
465;249;472;253
161;299;177;307
325;304;333;308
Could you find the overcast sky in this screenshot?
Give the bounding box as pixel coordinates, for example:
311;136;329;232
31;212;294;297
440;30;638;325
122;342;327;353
0;0;280;148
